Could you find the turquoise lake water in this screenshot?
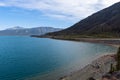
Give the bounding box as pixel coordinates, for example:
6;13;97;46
0;36;117;80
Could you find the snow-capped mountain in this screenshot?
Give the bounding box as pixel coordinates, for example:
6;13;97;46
6;26;24;30
0;27;62;36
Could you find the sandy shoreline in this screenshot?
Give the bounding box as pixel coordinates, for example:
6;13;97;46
24;53;117;80
30;37;120;80
56;38;119;80
48;38;119;80
59;54;116;80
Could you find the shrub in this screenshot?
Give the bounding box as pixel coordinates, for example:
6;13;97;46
116;47;120;71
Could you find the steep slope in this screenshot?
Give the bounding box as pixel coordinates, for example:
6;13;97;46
47;2;120;38
0;27;62;36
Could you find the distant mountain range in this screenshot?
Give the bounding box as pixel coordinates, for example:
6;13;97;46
45;2;120;38
0;26;62;36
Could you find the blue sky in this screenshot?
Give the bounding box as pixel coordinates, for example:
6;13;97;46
0;0;119;30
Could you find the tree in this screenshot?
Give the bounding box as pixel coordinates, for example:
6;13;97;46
116;47;120;71
109;63;115;74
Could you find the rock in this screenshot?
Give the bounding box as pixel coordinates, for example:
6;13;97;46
88;77;96;80
102;71;120;80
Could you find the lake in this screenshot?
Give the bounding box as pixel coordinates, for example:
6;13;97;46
0;36;117;80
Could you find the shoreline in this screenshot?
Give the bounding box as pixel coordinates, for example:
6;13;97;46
30;36;120;80
59;54;116;80
33;36;120;47
54;38;120;48
53;37;119;80
52;37;120;47
24;53;117;80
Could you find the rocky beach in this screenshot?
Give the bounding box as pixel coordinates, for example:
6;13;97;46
60;54;116;80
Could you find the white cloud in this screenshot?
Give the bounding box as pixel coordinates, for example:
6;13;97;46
0;0;119;20
0;2;6;6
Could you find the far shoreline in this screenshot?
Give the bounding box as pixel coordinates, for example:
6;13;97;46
32;36;120;48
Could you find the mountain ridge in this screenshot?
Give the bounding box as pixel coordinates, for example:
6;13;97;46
45;2;120;38
0;27;62;36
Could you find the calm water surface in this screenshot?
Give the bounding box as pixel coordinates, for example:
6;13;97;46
0;36;117;80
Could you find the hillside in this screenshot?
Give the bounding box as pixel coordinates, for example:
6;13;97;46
45;2;120;38
0;26;62;36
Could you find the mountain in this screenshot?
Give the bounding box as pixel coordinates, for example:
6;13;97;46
0;27;62;36
6;26;24;30
46;2;120;38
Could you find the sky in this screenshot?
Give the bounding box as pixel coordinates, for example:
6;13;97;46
0;0;119;30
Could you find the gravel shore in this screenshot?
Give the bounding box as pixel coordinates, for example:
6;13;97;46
60;54;116;80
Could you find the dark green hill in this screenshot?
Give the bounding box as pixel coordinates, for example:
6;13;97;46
46;2;120;38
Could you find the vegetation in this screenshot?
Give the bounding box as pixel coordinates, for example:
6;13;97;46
109;63;116;74
116;47;120;71
109;47;120;74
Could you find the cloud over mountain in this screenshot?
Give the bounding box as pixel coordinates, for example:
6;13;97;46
0;0;119;20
